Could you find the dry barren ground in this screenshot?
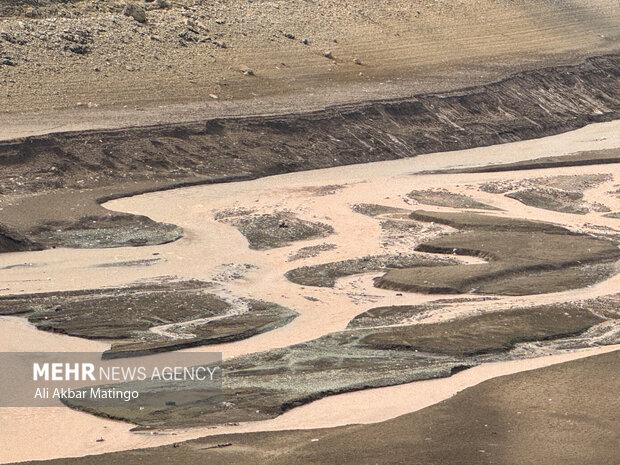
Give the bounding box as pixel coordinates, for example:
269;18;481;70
0;0;619;137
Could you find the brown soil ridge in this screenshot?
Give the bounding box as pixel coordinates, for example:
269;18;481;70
419;147;620;174
1;55;618;198
0;223;41;253
285;254;455;288
1;55;617;253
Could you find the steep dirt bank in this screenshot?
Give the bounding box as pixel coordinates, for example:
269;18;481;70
3;55;618;197
0;55;619;252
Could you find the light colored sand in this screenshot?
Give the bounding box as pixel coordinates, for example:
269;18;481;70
0;120;619;463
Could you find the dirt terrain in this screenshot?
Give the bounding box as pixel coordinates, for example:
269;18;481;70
216;211;334;250
375;210;620;295
0;1;619;464
0;54;618;255
407;189;501;210
480;174;612;214
60;300;613;428
0;0;618;138
285;253;455;287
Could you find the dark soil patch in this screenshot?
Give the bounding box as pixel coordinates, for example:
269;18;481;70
29;213;182;249
481;174;612;214
285;254;455;287
59;302;609;428
505;188;592;214
213;208;256;221
0;223;41;253
218;212;334;250
408;209;569;232
0;184;198;253
351;203;411;217
375;210;620;295
287;243;337;262
348;303;445;328
106;300;298;359
0;280;297;359
93;258;165;268
479;173;611;194
407;189;500;210
346;297;498;328
304;184;346;196
358;305;602;356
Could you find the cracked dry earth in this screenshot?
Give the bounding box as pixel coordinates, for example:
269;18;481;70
1;121;620;462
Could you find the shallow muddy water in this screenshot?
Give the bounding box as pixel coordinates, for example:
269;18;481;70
1;120;619;463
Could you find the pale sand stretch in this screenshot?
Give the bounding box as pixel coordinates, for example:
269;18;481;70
0;120;619;462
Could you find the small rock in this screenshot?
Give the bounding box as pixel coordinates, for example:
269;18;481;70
242;68;254;76
123;3;147;23
66;44;90;54
301;38;309;45
179;30;199;42
283;32;295;39
323;50;333;59
353;58;362;65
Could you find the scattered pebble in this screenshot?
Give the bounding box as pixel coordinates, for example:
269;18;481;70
123;3;147;24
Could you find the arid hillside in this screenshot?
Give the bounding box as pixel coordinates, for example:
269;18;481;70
0;0;618;137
